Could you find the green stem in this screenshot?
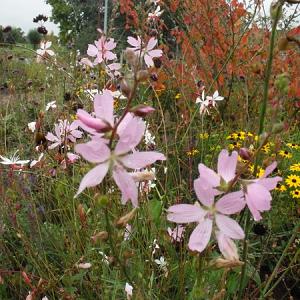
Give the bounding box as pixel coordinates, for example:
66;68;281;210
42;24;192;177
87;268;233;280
260;222;300;298
237;5;282;299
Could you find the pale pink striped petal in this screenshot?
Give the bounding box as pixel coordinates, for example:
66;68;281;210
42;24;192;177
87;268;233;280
94;90;114;126
188;219;213;252
198;164;220;187
144;54;154;67
113;167;138;207
120;151;166;169
261;161;277;178
216;231;239;260
215;214;245;239
194;178;218;207
146;37;157;51
216;191;245;215
87;44;98;57
75;162;109;197
217;150;238;182
258;176;282;191
167;204;206;223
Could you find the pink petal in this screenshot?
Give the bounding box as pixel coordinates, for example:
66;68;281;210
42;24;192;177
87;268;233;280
194;178;218;207
115;117;145;155
45;132;58;142
148;49;163;58
198;164;220;187
75;137;110;163
127;36;140;47
188;219;212;252
120;151;166;169
245;183;271;221
258;176;282;191
146;37;157;51
80;58;94;67
77;109;109;131
261;161;277;178
75;162;109;197
144;54;154;67
167;204;206;223
215;214;245;239
217;149;238;183
104;51;117;61
216;231;239;260
105;39;116;50
94;90;114;126
216;191;245;215
113;167;138;207
87;44;98;57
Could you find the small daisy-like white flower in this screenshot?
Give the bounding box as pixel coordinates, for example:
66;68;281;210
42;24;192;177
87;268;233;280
45;100;57;111
27;121;36;133
0;150;30;166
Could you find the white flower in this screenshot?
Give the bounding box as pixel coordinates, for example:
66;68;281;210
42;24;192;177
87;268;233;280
206;90;224;106
0;150;30;166
148;5;164;19
154;256;168;270
30;153;44;168
28;121;36;133
110;90;127;100
36;41;55;62
196;90;224;115
45;101;57;111
144;125;156;145
42;297;49;300
99;251;110;265
125;282;133;298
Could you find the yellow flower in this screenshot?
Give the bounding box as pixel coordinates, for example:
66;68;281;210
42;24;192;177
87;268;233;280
237;131;246;140
70;114;77;120
247;132;254;137
187;149;199;157
275;183;287;192
290;190;300;199
287;143;299;150
199;133;209;139
262;143;271;154
175;93;181;100
248;165;264;177
285;174;300;188
228;141;241;150
290;163;300;172
227;133;239;140
279;150;292;159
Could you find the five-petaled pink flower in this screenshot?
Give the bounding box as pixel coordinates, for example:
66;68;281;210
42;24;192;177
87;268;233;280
87;36;117;65
46;120;82;149
243;162;281;221
167;185;245;255
127;36;162;67
75;116;166;206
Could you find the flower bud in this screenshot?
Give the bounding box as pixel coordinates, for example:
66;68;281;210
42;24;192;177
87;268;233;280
278;36;289;51
77;204;86;226
124;49;139;67
77;109;112;132
91;231;109;243
120;79;132;98
136;70;149;82
239;148;251;160
211;258;244;269
131;171;155;182
130;105;155;117
116;208;138;227
270;0;282;21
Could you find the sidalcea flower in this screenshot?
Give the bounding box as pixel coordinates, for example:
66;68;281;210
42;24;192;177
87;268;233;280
46;120;82;149
167;186;245;255
243;162;281;221
75;117;166;206
127;36;163;67
194;149;238;202
87;36;117;65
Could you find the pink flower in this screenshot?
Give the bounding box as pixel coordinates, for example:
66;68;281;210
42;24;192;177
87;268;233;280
75;117;166;206
194;149;238;204
87;36;117;65
127;36;163;67
243;162;281;221
46;120;82;149
167;188;245;255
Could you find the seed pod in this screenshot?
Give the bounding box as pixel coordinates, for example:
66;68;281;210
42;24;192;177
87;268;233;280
116;208;138;227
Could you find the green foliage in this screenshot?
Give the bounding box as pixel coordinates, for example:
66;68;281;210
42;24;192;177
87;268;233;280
27;29;42;49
